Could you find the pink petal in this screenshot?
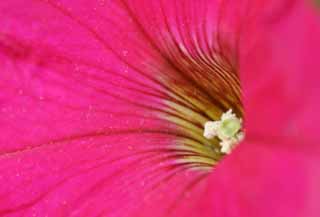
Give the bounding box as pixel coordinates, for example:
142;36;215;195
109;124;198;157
240;0;320;151
0;0;169;153
0;0;224;216
207;140;320;217
0;133;212;216
1;0;318;216
209;1;320;217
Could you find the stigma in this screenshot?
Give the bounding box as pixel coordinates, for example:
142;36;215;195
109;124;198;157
203;109;244;154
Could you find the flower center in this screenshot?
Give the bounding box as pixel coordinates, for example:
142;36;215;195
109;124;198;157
153;22;243;171
204;109;244;154
161;53;243;171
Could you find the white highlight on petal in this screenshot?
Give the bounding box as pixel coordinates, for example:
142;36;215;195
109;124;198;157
203;109;244;154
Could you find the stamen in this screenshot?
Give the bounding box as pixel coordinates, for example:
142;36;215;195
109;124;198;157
203;109;244;154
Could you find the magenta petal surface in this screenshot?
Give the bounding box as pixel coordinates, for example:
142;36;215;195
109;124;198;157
212;1;320;217
207;141;320;217
0;0;219;216
1;0;320;216
241;0;320;151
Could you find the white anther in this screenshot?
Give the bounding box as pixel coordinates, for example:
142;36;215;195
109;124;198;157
203;109;244;154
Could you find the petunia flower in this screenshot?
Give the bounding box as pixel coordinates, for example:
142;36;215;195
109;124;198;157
0;0;319;217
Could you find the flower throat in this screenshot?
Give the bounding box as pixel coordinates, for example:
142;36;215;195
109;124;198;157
160;43;243;171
